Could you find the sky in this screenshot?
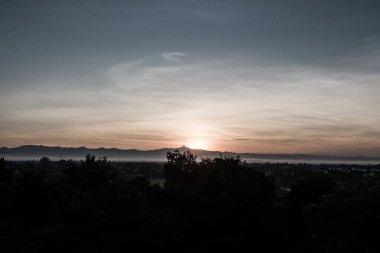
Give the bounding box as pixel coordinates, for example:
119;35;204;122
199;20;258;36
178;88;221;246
1;0;380;155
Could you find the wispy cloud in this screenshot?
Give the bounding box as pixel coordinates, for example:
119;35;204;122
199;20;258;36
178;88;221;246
161;52;186;62
2;52;380;154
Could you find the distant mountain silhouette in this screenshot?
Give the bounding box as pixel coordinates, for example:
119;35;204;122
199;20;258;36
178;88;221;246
1;145;380;162
0;145;228;161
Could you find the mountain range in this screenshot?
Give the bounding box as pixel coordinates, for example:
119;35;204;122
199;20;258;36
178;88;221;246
1;145;380;163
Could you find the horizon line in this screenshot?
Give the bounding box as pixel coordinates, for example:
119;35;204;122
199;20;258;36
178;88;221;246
1;144;380;159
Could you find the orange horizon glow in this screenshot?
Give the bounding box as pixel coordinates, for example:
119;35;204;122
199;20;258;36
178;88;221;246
186;139;209;150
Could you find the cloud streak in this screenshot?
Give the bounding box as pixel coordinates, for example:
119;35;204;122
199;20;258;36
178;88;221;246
1;0;380;157
161;52;186;62
3;50;379;155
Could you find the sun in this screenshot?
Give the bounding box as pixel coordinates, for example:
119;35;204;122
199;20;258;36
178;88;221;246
187;139;208;150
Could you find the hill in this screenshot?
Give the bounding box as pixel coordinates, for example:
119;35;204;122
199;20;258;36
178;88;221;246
1;145;380;163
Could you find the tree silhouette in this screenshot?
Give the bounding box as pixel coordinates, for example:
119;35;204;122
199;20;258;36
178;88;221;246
301;178;380;253
1;152;378;252
163;151;280;251
164;150;199;186
0;157;12;183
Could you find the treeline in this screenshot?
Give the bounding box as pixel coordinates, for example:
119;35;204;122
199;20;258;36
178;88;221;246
0;153;379;252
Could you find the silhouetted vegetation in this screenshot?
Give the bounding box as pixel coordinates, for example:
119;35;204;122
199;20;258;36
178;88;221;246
0;153;379;252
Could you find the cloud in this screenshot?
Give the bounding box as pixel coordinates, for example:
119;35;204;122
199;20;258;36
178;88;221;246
3;52;380;155
161;52;186;62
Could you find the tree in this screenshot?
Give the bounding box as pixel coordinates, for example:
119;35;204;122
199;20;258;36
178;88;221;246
0;157;12;183
64;154;114;190
301;178;380;253
163;151;280;251
39;156;51;167
164;150;199;186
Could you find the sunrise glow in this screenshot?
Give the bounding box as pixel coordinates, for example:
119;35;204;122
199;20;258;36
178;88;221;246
187;139;208;150
1;0;380;156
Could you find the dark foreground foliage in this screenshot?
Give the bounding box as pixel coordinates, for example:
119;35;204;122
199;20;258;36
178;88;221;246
0;154;379;252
